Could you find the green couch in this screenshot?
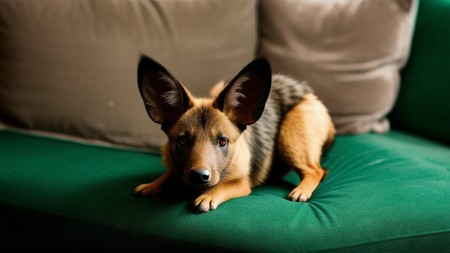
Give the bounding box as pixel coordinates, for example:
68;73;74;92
1;0;449;252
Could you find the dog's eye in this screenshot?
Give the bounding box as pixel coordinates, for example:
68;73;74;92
218;136;228;147
177;135;188;146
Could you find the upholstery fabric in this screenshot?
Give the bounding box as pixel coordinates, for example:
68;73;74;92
0;0;257;151
1;130;449;251
259;0;418;134
390;0;450;144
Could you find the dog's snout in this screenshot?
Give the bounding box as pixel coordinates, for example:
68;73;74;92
189;168;210;185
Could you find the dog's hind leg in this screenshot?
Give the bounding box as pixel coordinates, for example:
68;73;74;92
277;94;335;202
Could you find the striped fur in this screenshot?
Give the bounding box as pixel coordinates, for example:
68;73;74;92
244;74;314;186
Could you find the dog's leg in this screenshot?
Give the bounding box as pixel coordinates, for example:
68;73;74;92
133;172;173;197
277;94;335;202
193;178;252;213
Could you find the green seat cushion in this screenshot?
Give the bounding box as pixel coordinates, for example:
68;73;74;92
390;0;450;144
0;130;449;252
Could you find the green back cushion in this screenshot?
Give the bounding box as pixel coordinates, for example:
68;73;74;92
390;0;450;144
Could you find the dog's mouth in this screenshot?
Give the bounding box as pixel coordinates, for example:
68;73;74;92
186;181;211;189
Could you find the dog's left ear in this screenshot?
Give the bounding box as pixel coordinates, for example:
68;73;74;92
214;58;272;128
137;55;194;129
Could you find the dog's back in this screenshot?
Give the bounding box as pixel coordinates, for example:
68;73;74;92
245;74;314;185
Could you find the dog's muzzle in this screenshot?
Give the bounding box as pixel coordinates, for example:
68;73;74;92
189;168;210;186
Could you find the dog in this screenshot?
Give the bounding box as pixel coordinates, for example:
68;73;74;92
134;56;335;213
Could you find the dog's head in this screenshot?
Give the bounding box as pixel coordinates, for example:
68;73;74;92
137;56;271;189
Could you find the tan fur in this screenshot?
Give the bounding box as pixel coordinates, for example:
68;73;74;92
135;98;254;212
193;177;252;212
277;94;335;201
134;57;335;213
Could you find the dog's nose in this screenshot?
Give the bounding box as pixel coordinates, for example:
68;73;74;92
189;168;210;185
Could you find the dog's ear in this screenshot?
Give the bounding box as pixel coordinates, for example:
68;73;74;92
137;55;194;128
214;58;271;128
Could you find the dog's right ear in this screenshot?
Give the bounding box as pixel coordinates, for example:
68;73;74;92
213;58;271;129
137;55;194;129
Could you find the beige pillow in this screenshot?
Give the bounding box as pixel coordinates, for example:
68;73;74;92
259;0;418;134
0;0;257;151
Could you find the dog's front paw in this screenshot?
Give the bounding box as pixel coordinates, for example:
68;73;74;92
133;183;164;197
193;194;219;214
288;186;312;202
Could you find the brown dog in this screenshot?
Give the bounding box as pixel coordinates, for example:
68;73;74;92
134;56;335;213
